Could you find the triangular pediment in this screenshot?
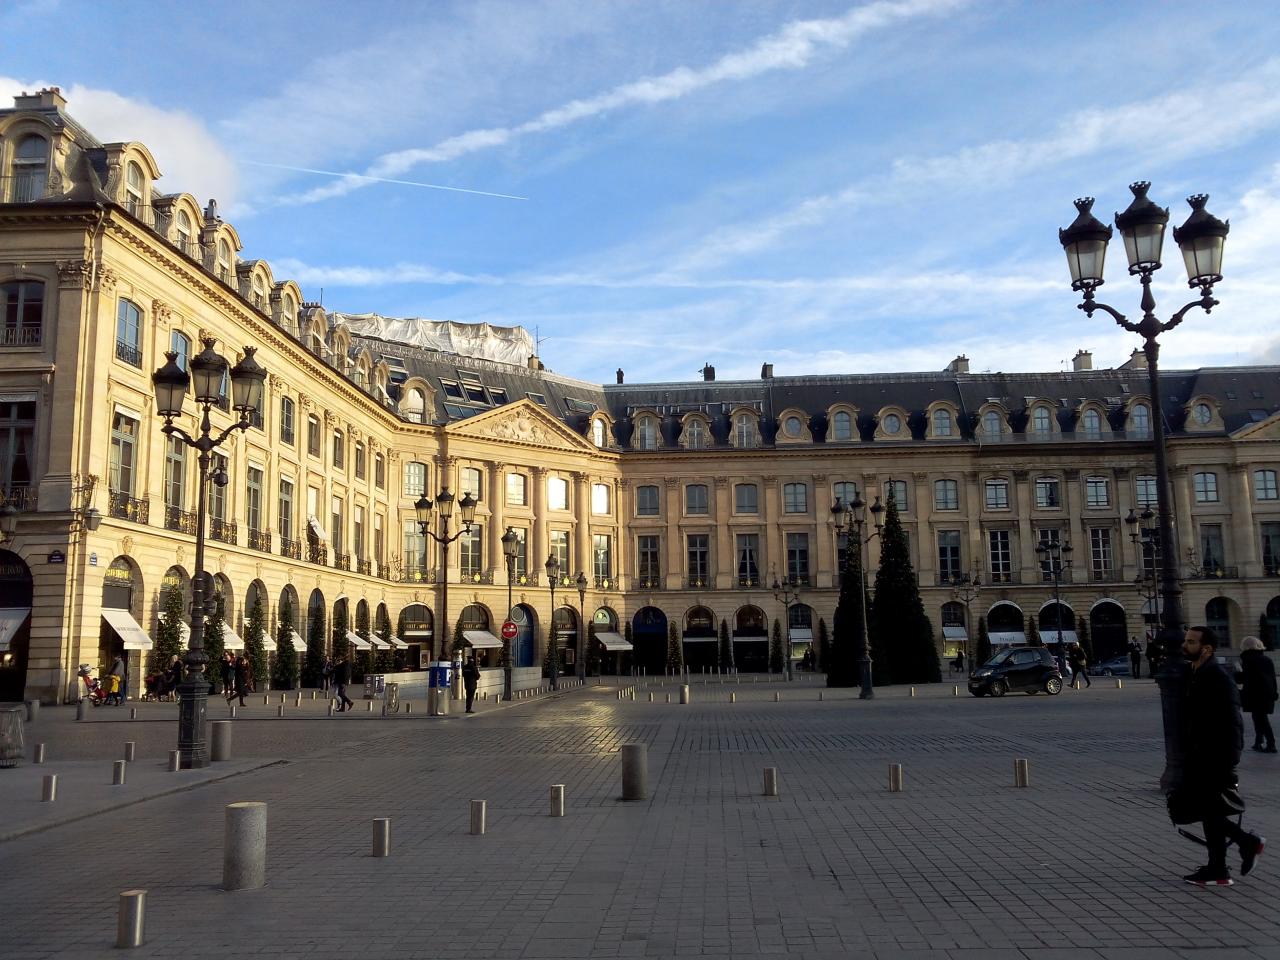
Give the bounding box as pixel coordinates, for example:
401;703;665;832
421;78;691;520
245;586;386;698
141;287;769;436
446;398;598;452
1231;411;1280;440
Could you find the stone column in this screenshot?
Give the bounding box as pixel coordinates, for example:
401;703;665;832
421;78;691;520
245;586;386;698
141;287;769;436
488;462;506;579
1170;467;1194;571
616;480;631;587
532;467;549;572
713;478;732;589
1230;466;1259;575
913;471;934;586
1013;470;1035;581
664;478;681;590
963;471;983;579
761;476;778;581
812;475;833;589
574;473;591;578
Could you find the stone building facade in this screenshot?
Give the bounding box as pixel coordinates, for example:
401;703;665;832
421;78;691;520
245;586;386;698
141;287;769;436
3;89;1280;702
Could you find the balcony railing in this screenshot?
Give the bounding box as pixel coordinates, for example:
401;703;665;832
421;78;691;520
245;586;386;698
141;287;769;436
594;576;618;591
279;536;302;560
164;505;198;535
635;576;664;590
1187;565;1239;580
737;575;761;588
108;491;149;524
986;570;1021;585
460;569;495;585
115;339;142;368
357;559;373;576
2;174;49;203
685;575;711;590
785;574;812;587
1037;567;1075;584
513;571;540;587
1088;568;1122;583
333;553;351;571
0;485;36;511
1;326;41;346
401;567;438;584
210;518;238;544
248;528;272;552
307;543;328;565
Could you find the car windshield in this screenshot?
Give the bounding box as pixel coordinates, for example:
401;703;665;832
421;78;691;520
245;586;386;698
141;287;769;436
984;649;1014;667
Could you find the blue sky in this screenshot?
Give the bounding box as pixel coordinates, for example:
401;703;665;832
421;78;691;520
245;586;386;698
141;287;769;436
6;0;1280;383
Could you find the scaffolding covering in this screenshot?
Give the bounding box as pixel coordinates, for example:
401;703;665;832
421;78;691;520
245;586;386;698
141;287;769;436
333;313;535;367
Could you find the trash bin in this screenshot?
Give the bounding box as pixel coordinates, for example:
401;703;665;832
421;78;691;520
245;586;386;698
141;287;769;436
427;661;451;717
363;674;386;699
0;706;24;768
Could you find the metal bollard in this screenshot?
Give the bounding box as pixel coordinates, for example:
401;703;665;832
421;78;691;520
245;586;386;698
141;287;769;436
1014;758;1030;788
372;818;390;857
129;707;137;720
280;694;287;704
263;695;269;706
621;744;648;800
112;760;127;785
953;685;960;696
888;763;904;793
680;685;690;705
1116;678;1123;689
223;802;268;890
41;774;56;802
34;743;45;764
665;693;671;704
26;699;39;722
210;721;232;762
818;690;823;702
76;699;87;721
470;800;487;835
327;702;335;716
763;767;779;797
124;741;136;762
550;784;565;817
648;692;654;702
229;705;237;719
405;702;412;714
910;687;917;698
116;890;146;948
629;689;635;700
168;750;180;772
730;692;736;703
773;691;780;702
367;700;373;713
277;705;285;718
311;690;316;700
295;693;302;707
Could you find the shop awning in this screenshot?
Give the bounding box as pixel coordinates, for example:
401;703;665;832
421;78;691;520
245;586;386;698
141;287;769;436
402;628;433;638
102;608;153;650
289;630;305;650
681;634;717;643
595;631;632;651
989;631;1026;646
788;628;813;641
219;622;245;651
943;625;968;640
0;607;31;651
345;630;372;650
243;620;276;652
732;634;769;641
1040;629;1078;646
463;630;503;649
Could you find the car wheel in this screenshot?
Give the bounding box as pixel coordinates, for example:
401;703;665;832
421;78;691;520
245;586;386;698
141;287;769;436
989;679;1007;698
1045;677;1063;695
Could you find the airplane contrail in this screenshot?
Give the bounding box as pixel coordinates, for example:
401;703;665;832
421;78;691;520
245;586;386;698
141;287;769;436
243;160;528;201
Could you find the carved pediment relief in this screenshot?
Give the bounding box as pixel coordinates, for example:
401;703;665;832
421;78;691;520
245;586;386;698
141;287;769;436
448;399;597;453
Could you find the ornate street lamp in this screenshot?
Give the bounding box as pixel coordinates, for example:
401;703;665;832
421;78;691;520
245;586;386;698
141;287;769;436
829;488;884;698
949;571;981;673
1126;507;1162;636
1060;182;1228;790
151;338;266;768
544;553;561;691
771;575;802;681
415;486;477;666
575;571;588;682
1035;540;1074;653
500;526;518;701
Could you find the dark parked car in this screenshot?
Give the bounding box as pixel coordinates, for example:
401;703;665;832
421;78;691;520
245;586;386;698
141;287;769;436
1089;655;1131;677
969;647;1063;697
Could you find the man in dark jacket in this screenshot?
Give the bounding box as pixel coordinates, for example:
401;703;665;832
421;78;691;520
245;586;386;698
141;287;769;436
1128;637;1143;678
462;655;481;714
1239;636;1278;753
1175;626;1264;886
333;657;354;712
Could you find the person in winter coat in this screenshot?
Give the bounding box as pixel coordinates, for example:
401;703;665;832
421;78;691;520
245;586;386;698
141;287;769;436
462;655;481;714
221;652;236;702
333;657;354;712
109;653;127;703
1238;636;1278;753
233;654;251;707
1128;637;1143;678
1173;626;1264;886
1068;643;1091;688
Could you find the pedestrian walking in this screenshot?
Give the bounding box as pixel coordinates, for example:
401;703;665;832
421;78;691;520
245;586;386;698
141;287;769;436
1068;643;1091;688
110;653;126;704
1170;625;1265;886
221;652;236;703
333;657;354;712
166;654;183;701
233;654;250;707
321;656;333;693
462;654;480;713
1128;636;1143;679
1146;635;1161;677
1238;636;1277;753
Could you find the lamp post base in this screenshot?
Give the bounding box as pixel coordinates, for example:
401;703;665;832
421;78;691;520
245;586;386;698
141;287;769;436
858;658;874;700
503;666;513;702
1156;654;1188;793
177;678;209;769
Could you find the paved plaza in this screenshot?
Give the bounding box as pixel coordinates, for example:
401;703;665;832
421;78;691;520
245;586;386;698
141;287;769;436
1;677;1278;960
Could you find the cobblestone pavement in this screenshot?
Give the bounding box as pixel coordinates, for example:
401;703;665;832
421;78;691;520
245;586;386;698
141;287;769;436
1;676;1277;959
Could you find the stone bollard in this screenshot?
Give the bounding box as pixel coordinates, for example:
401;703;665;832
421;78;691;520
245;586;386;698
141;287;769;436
223;802;267;890
112;760;127;785
679;685;690;705
76;700;88;721
818;690;823;702
910;687;917;698
1014;758;1030;788
311;691;317;700
210;721;232;762
327;702;335;716
405;702;413;714
280;694;287;704
470;800;487;835
621;743;648;800
26;699;39;723
168;750;180;772
263;695;269;706
124;741;136;762
629;689;635;700
294;693;302;707
953;685;960;696
229;705;237;720
730;692;736;703
130;707;137;720
773;691;780;703
888;763;904;793
276;705;285;718
34;743;45;764
648;692;654;702
116;890;146;949
372;818;390;857
41;774;56;802
1115;678;1123;689
763;767;779;797
367;701;373;713
550;784;565;817
665;693;671;704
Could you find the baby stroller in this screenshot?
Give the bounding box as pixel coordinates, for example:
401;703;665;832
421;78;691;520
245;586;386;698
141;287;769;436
141;671;164;701
78;664;107;706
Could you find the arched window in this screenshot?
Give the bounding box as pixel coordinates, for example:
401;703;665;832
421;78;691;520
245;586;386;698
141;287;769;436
175;210;194;254
169;330;191;371
1193;402;1213;426
684;418;708;449
735;413;756;448
11;134;48;202
125;162;145;215
881;412;902;435
402;388;426;424
1032;407;1052;435
636;416;658;450
982;410;1002;436
1081;409;1103;438
831;410;853;441
216;239;232;281
115;299;143;367
251;275;266;309
932;409;953;437
1129;403;1151;438
281;293;297;333
2;280;44;346
591;418;606;447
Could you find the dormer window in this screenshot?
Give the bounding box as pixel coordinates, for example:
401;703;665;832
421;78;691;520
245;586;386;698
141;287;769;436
831;410;853;441
1081;409;1103;439
1032;407;1052;435
11;135;48;202
591;418;606;448
636;416;658;450
216;240;232;282
1193;402;1212;426
932;409;953;437
684;418;708;449
281;294;296;333
175;210;194;255
125;162;145;215
1130;403;1151;438
251;275;266;309
734;413;756;448
881;413;901;435
982;410;1002;436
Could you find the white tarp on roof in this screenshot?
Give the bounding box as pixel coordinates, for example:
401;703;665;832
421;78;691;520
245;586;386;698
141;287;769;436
332;314;535;367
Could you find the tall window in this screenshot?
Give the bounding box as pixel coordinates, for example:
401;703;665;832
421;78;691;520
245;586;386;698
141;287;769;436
1193;471;1218;503
934;479;959;511
281;293;297;333
506;473;527;506
783;482;807;514
548;476;569;511
1086;476;1111;508
736;534;760;585
884;479;908;511
984;479;1009;510
208;454;227;522
593;534;612;578
246;467;263;532
735;483;758;514
592;418;606;447
1135;475;1158;509
932;409;953;436
506;527;529;579
1032;406;1053;435
332;430;344;469
251;274;266;309
636;484;660;516
278;478;294;541
1089;528;1113;579
831;410;853;441
109;412;138;496
461;467;482;500
834;481;857;508
354;442;366;479
1199;523;1225;574
988;530;1012;582
1035;477;1061;509
123;162;144;214
460;526;483;577
0;400;35;494
1255;469;1278;501
11;135;48;202
353;505;365;560
687;534;709;584
275;397;293;445
1130;403;1151;438
403;520;426;579
115;299;142;367
982;410;1002;436
175;210;194;254
937;530;961;581
404;461;426;498
592;483;611;514
373;514;384;566
330;496;344;554
786;532;810;583
2;280;43;346
1080;408;1103;438
374;454;385;490
1262;523;1280;575
686;483;709;515
636;417;658;450
550;530;569;576
734;413;755;448
307;415;320;457
216;239;232;282
637;535;661;585
402;388;426;424
163;435;186;512
684;418;708;449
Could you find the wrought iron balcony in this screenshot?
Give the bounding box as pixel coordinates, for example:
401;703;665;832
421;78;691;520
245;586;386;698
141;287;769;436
1;326;41;346
333;553;351;571
115;339;143;368
248;528;271;552
2;174;49;203
1187;564;1239;580
109;492;149;524
210;518;238;545
163;505;197;534
594;576;618;591
401;567;438;584
279;536;302;560
513;571;540;587
0;485;36;511
986;570;1021;585
1038;567;1075;584
685;575;711;590
737;575;761;588
307;543;328;565
785;574;812;587
635;576;664;590
460;569;495;585
357;559;373;576
1088;568;1122;583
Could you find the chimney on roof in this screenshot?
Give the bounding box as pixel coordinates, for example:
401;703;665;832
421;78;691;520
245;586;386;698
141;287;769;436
527;354;544;371
14;87;65;110
761;363;774;379
1122;348;1148;370
701;363;715;382
1072;349;1093;371
616;368;624;384
946;355;970;374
